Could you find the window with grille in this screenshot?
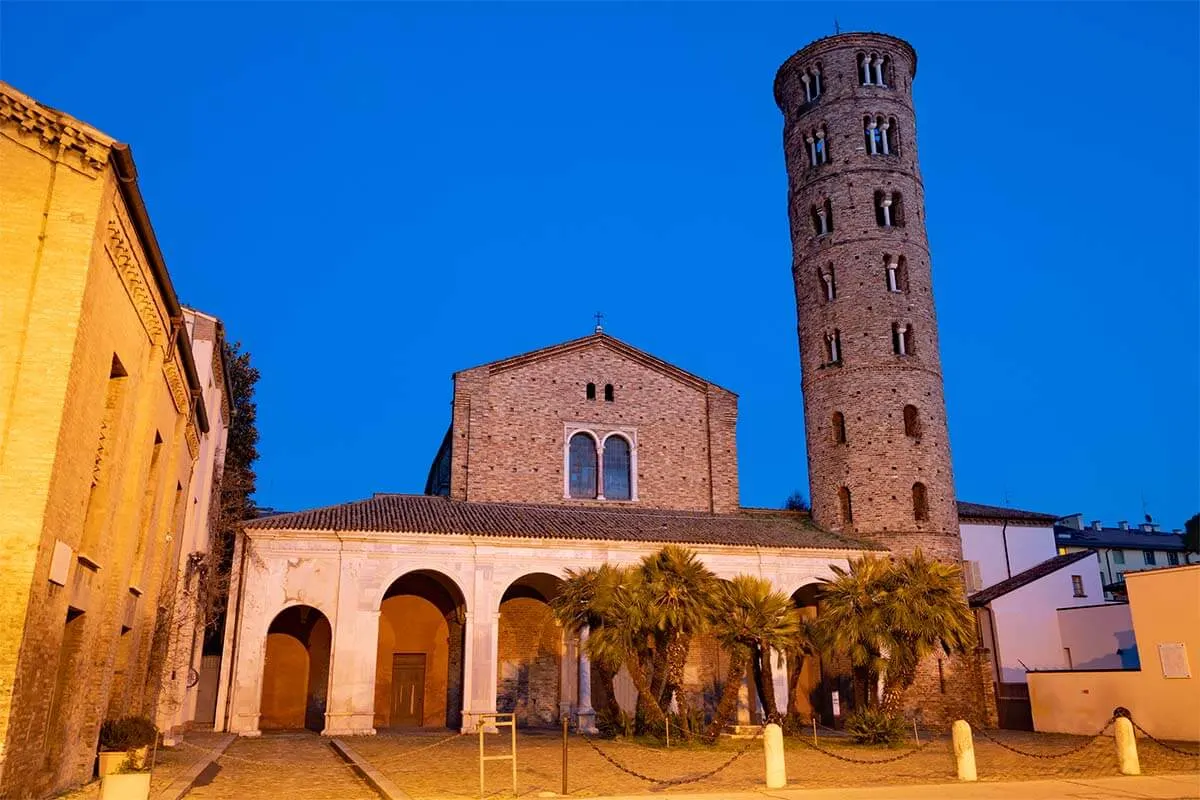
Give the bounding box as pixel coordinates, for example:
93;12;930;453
568;433;598;499
603;435;631;500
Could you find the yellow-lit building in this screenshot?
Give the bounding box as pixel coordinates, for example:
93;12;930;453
0;81;211;797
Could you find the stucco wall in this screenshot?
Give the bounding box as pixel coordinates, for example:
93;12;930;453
990;553;1104;681
961;522;1057;590
1057;604;1133;671
1030;565;1200;741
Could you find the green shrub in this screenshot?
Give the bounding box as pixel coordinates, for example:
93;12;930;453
844;707;906;745
99;717;157;751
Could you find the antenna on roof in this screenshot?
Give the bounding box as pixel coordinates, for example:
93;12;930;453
594;311;604;334
834;18;841;34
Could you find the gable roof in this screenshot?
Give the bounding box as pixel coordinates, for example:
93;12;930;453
1054;525;1190;552
242;493;882;552
968;550;1095;607
457;333;733;394
956;501;1058;525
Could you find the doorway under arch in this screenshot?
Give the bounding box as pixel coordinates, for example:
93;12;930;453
497;573;563;728
789;583;829;723
375;570;466;729
261;605;332;731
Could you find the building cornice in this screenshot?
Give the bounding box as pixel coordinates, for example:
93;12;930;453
0;82;113;176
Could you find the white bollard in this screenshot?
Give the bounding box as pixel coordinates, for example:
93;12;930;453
764;722;787;789
952;720;977;782
1114;716;1141;776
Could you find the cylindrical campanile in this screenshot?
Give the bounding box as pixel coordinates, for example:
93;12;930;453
775;33;961;564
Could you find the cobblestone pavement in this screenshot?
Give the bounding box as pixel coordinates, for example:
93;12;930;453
51;730;232;800
183;731;378;800
342;727;1200;799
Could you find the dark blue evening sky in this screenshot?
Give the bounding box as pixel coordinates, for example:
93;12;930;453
3;3;1196;528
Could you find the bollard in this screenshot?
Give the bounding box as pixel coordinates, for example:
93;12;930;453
1114;716;1141;775
764;723;786;789
952;720;977;782
561;716;568;795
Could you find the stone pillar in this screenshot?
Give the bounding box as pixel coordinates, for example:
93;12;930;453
770;648;789;716
463;611;500;732
576;626;598;734
323;601;379;736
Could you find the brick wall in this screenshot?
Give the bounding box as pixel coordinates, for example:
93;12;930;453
497;598;561;727
447;336;739;513
775;35;989;725
0;84;199;797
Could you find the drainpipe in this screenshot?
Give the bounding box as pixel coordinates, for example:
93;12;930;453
1000;520;1012;580
980;606;1003;685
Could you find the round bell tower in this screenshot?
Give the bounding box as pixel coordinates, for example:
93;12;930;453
775;33;961;564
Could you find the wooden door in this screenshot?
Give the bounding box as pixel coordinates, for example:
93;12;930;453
391;653;426;726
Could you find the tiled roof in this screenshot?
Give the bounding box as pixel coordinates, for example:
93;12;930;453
968;550;1095;607
956;501;1058;524
1054;525;1190;552
243;494;884;552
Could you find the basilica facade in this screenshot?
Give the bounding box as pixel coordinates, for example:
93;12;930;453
216;30;998;739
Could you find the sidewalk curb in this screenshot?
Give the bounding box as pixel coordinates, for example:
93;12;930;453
156;733;235;800
331;738;413;800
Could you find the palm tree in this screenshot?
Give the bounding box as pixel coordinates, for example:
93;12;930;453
705;576;803;738
550;565;626;726
878;550;975;712
635;546;716;729
811;556;894;708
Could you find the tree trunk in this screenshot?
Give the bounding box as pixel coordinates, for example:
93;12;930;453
704;648;748;740
661;633;692;729
593;660;623;729
755;640;780;721
625;648;665;733
852;665;874;710
881;655;917;714
786;651;808;722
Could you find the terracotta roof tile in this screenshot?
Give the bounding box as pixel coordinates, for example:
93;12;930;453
956;501;1058;524
243;494;884;552
968;550;1095;607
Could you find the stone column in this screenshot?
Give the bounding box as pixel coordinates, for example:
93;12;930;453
770;648;789;716
463;611;501;732
576;626;598;733
873;56;885;86
323;599;379;736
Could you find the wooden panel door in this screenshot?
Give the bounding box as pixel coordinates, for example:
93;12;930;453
391;653;426;726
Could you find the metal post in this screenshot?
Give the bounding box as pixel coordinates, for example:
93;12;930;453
510;715;517;796
812;716;818;747
665;716;670;748
913;718;920;745
478;721;485;799
561;715;568;795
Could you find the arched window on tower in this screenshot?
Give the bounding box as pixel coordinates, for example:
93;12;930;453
568;433;598;499
586;383;596;401
839;486;854;525
800;62;823;104
825;329;842;366
806;125;829;167
912;482;929;521
885;255;907;293
875;191;904;227
603;435;631;500
811;198;833;236
892;323;915;356
903;404;921;438
819;264;837;303
832;411;847;445
604;384;614;402
858;53;891;87
864;115;897;156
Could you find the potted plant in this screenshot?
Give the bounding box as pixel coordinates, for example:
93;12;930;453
99;754;151;800
97;717;157;777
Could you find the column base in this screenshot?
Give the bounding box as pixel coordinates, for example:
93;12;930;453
323;711;377;737
462;711;500;734
575;709;598;735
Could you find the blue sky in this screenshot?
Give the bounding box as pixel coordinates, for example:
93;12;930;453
3;3;1197;528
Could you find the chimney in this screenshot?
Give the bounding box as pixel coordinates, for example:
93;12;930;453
1141;523;1154;532
1119;520;1129;530
1059;514;1083;530
1091;520;1103;530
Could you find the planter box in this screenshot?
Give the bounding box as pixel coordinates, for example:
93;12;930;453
98;746;149;776
100;772;150;800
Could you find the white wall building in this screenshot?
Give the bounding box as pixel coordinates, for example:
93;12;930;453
1054;515;1198;600
157;308;231;739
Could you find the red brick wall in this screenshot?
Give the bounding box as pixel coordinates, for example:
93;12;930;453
448;338;739;513
497;598;561;727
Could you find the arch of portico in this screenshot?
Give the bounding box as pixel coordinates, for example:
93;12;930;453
375;570;467;730
260;604;332;732
496;573;565;727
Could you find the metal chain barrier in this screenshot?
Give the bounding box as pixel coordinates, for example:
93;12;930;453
581;732;759;787
364;732;464;768
972;717;1114;760
1128;718;1200;758
797;733;943;764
